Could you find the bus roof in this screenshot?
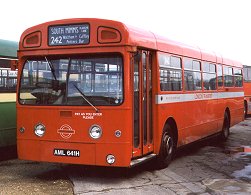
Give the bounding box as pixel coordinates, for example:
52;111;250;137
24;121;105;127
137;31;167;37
19;18;242;67
0;39;18;58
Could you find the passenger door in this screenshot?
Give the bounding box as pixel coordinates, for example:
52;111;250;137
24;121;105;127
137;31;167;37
132;50;153;157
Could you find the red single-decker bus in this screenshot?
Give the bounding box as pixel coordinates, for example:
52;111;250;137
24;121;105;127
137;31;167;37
16;18;244;168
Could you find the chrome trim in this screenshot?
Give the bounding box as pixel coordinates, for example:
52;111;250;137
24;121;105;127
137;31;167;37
130;153;157;167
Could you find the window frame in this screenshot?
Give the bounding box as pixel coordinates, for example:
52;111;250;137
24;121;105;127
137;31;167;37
202;62;217;91
223;65;234;87
158;53;183;92
184;58;202;91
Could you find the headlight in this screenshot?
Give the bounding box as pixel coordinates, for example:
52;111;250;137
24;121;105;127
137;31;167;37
34;123;46;137
89;125;102;139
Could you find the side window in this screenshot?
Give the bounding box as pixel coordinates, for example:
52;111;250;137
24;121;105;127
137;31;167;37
234;68;243;87
224;66;234;87
0;59;18;93
0;68;18;93
184;58;202;91
202;62;216;90
248;67;251;81
243;66;251;82
217;64;223;88
158;53;182;91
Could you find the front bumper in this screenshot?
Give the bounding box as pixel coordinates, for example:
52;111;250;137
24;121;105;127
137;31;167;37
17;139;131;167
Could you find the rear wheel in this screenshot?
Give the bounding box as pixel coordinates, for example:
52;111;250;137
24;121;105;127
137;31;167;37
156;124;176;169
220;113;230;141
244;101;248;118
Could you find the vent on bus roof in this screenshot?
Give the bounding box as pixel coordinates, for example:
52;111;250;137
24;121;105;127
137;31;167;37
98;27;121;44
23;31;41;48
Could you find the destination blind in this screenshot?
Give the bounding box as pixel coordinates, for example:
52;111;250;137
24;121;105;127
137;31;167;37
48;24;90;46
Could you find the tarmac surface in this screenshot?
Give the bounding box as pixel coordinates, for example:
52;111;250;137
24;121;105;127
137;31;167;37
0;118;250;194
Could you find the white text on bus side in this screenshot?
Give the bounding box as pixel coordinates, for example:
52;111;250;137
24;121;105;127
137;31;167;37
194;93;213;100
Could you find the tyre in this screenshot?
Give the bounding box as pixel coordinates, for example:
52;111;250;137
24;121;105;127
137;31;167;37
220;113;230;141
156;124;176;169
244;101;248;118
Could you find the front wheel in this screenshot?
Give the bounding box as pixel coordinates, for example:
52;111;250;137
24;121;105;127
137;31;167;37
156;124;176;169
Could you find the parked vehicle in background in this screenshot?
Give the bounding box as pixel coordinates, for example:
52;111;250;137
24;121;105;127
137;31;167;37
0;39;18;147
243;65;251;117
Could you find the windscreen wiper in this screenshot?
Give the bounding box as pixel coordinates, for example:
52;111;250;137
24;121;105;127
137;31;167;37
45;56;57;81
73;84;100;113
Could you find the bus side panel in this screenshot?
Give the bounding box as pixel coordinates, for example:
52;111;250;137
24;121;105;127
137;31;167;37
181;99;219;144
156;98;219;148
217;95;244;130
246;96;251;115
244;82;251;97
229;97;244;126
244;80;251;114
0;101;16;147
155;92;244;151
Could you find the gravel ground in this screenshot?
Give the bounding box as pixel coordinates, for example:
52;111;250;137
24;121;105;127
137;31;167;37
0;157;73;195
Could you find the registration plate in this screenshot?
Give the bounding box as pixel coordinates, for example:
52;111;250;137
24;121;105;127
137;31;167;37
53;149;80;157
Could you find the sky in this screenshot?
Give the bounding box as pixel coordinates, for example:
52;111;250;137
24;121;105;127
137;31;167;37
1;0;251;65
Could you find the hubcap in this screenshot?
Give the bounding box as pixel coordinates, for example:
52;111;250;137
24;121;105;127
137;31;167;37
165;135;173;156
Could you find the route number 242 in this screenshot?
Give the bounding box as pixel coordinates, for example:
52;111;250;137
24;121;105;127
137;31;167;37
50;36;63;44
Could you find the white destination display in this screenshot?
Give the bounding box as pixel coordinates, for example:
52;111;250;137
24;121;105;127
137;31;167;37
48;24;90;46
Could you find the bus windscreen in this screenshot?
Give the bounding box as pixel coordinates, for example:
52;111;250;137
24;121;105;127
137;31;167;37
19;55;123;106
